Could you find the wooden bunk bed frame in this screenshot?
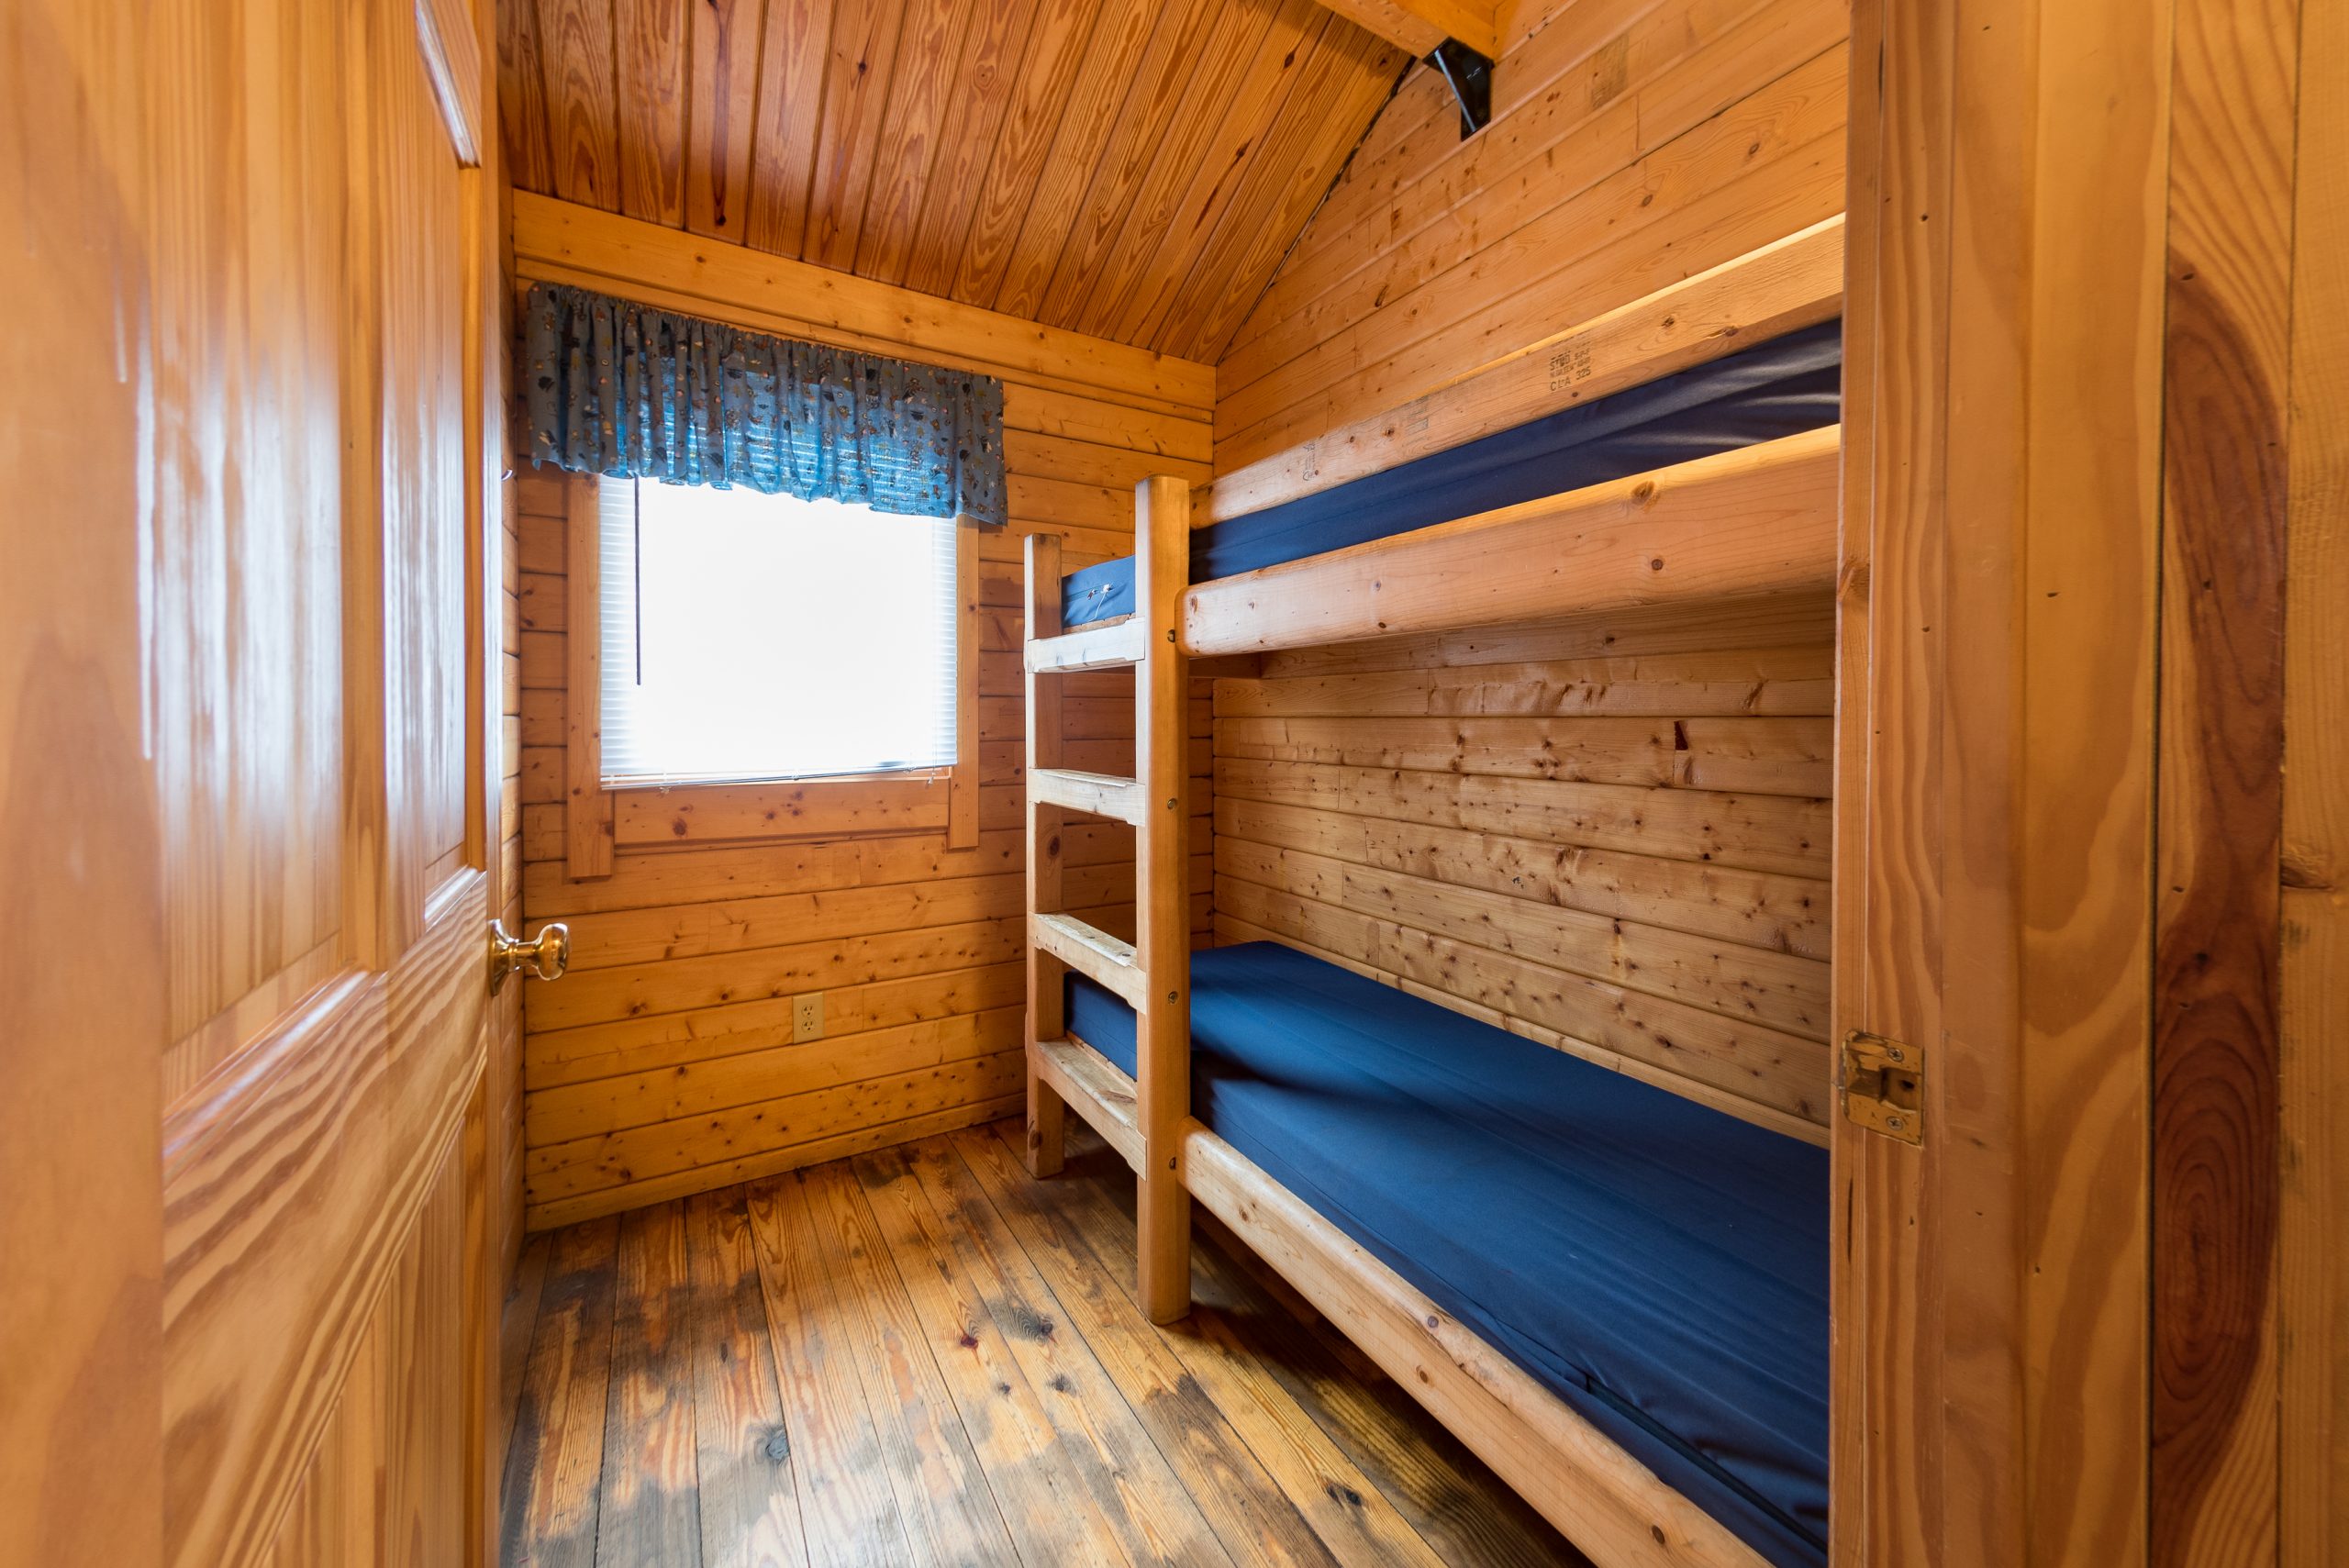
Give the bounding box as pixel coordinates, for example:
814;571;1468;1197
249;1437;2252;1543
1020;248;1842;1568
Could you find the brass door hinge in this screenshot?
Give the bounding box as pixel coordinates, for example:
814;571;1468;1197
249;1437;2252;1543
1841;1030;1924;1144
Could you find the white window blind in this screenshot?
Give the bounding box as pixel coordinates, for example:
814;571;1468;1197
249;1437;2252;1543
598;479;959;786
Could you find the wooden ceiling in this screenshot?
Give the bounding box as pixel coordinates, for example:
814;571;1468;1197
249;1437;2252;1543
495;0;1411;361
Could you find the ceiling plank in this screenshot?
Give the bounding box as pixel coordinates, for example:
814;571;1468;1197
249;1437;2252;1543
852;0;982;282
802;0;907;270
984;0;1161;318
1039;0;1246;328
497;0;555;192
741;0;835;257
684;0;766;240
616;0;691;224
890;0;1045;293
1094;0;1322;345
943;0;1108;306
536;0;622;210
1164;19;1404;360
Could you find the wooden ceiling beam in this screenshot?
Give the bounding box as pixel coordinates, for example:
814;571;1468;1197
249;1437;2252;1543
1313;0;1498;61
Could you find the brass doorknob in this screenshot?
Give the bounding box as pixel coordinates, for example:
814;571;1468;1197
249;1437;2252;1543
490;919;569;991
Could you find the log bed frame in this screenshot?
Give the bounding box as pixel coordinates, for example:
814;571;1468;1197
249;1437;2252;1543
1020;245;1842;1568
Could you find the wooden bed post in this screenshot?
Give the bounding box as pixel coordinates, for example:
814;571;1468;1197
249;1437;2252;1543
1023;531;1068;1179
1134;474;1194;1324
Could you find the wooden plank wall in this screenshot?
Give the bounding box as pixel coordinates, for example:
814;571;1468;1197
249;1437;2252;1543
2148;0;2299;1552
2281;4;2347;1561
1211;0;1851;474
509;222;1218;1229
1208;595;1835;1139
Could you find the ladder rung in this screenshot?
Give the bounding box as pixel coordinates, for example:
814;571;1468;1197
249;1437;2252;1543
1031;913;1147;1007
1026;617;1145;673
1031;767;1145;825
1031;1037;1142;1171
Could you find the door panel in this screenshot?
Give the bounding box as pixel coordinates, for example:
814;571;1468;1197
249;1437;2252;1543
263;1126;471;1568
148;0;352;1105
0;0;504;1564
375;0;473;903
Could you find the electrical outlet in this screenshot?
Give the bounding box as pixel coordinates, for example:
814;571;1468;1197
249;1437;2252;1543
793;992;824;1043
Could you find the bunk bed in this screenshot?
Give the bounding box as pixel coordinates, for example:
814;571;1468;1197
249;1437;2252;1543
1021;278;1844;1568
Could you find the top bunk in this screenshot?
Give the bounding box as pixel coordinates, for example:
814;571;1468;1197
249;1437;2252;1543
1051;228;1844;661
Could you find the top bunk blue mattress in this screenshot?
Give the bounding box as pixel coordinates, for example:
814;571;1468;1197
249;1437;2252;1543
1065;940;1831;1568
1061;318;1842;628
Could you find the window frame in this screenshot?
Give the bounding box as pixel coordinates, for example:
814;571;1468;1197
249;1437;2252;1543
560;471;979;880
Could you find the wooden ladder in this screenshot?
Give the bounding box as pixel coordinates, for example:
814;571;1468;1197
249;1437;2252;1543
1023;475;1192;1324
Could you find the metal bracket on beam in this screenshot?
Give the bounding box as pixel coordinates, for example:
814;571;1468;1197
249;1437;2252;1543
1427;38;1493;138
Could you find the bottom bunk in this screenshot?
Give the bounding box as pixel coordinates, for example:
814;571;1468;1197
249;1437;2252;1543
1040;940;1829;1568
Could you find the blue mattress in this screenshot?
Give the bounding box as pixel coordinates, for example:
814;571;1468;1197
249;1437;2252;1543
1062;319;1842;627
1066;941;1830;1568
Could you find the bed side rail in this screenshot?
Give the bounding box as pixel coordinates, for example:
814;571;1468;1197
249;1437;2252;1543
1183;424;1840;658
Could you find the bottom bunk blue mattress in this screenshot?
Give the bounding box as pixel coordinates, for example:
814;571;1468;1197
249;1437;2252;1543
1065;940;1830;1568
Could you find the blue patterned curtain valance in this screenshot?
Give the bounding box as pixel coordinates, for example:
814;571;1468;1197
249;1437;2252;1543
521;283;1007;527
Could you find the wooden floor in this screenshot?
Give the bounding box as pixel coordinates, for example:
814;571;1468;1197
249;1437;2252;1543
498;1118;1590;1568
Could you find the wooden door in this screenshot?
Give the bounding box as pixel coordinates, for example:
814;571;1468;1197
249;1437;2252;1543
0;1;508;1565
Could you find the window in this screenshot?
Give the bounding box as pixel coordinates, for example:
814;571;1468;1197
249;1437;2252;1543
596;478;960;786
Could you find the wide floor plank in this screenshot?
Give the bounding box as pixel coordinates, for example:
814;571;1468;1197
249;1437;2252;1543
502;1120;1588;1568
743;1173;910;1568
794;1162;1024;1568
683;1189;806;1568
502;1218;622;1568
597;1203;701;1565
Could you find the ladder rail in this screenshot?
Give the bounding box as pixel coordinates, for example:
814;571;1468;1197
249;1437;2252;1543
1023;532;1069;1179
1021;478;1195;1326
1130;474;1194;1325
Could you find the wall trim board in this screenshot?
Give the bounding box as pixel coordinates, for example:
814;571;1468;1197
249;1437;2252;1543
509;191;1214;417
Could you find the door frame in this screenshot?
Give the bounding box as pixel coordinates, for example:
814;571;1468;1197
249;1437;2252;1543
1835;0;2323;1562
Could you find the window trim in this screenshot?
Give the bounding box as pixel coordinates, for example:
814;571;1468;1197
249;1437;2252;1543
559;472;980;882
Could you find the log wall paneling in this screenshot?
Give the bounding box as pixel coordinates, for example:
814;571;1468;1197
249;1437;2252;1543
495;0;1408;357
1212;0;1852;474
562;473;614;878
1208;595;1836;1139
514;250;1218;1230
